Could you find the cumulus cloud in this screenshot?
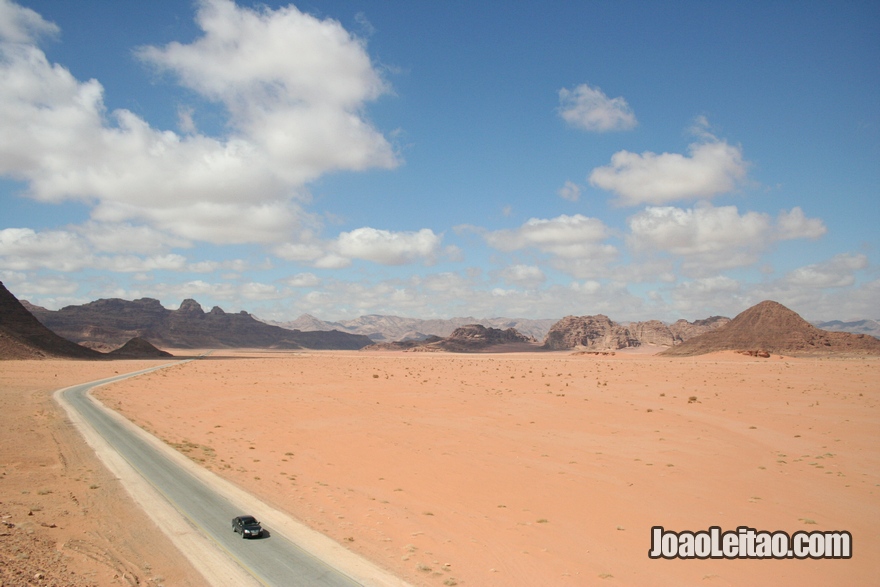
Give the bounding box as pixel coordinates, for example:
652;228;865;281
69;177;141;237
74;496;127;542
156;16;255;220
558;83;637;132
627;204;827;273
335;227;441;265
0;0;396;245
136;0;395;181
590;136;747;206
485;214;614;259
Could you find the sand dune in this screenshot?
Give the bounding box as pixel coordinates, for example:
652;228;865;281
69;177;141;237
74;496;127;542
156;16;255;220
94;350;877;586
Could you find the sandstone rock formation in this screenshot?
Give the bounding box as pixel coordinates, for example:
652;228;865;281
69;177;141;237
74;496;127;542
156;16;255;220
543;315;640;351
543;314;732;351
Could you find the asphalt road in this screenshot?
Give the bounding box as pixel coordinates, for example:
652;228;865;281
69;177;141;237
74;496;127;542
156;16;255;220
60;363;363;587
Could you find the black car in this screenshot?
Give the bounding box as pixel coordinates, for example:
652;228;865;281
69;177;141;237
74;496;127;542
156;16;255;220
232;515;263;539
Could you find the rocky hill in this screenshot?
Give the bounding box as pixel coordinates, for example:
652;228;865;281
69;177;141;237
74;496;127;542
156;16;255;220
106;337;174;359
26;297;372;350
661;300;880;356
437;324;537;352
0;282;103;360
266;313;557;342
542;314;728;351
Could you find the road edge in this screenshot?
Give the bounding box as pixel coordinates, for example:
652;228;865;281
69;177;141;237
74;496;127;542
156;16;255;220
54;363;264;587
57;362;413;587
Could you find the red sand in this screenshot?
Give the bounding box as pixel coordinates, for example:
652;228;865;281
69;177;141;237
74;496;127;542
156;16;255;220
95;350;879;586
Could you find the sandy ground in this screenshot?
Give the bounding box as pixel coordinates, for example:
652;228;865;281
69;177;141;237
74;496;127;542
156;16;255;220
0;359;209;587
90;349;879;587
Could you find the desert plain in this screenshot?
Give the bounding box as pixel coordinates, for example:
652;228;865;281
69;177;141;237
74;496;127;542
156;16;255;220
3;349;878;586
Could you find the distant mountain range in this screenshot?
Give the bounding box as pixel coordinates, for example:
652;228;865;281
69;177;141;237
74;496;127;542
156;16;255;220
264;313;880;345
4;279;878;358
22;297;372;350
261;314;559;342
813;319;880;339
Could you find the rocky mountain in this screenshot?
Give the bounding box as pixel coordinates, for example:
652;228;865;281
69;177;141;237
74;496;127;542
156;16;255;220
26;297;372;350
542;314;728;351
1;282;103;360
661;300;880;356
264;314;557;342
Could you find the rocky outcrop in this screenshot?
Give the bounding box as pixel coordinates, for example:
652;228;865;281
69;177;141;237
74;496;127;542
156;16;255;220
26;297;373;350
437;324;536;352
543;315;640;351
543;314;733;351
626;320;679;346
661;300;880;357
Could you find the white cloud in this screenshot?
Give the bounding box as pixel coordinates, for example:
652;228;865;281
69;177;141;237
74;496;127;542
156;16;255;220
669;275;744;317
79;222;191;254
284;272;321;287
0;0;396;246
499;264;546;287
0;225;247;275
627;204;827;273
335;227;441;265
100;253;188;273
485;214;613;259
240;281;282;300
784;253;868;288
558;83;637;132
137;0;395;182
590;138;747;206
776;206;827;240
0;0;58;44
0;228;93;271
557;180;581;202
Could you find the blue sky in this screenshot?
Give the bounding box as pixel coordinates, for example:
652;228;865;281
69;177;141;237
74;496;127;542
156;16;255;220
1;0;877;322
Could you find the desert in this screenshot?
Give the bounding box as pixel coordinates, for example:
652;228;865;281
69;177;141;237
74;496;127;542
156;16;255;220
2;282;878;585
77;349;875;586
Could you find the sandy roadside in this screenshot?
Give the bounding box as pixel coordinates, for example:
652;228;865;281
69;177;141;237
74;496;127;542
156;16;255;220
94;349;879;586
0;359;209;587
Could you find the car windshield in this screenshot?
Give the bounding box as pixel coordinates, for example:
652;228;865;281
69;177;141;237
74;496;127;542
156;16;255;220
240;516;258;525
